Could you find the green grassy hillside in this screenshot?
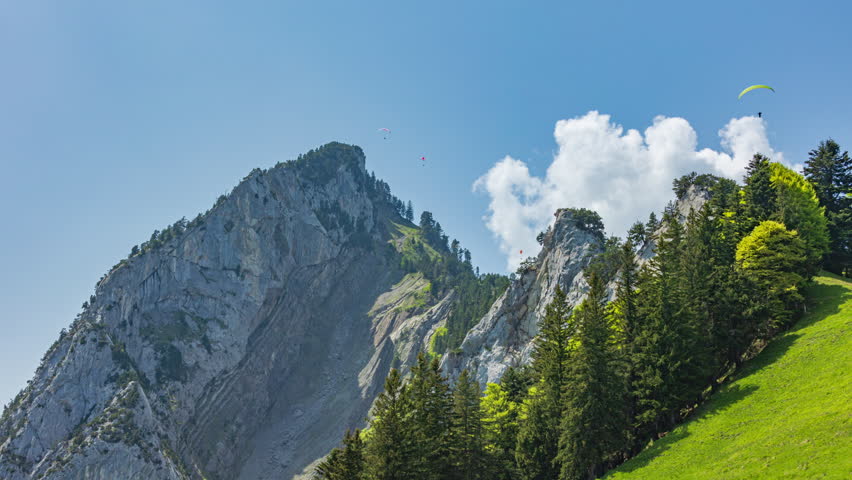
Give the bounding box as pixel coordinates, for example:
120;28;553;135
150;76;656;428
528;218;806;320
607;273;852;480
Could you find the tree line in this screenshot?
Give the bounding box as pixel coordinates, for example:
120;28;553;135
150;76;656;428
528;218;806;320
316;141;849;479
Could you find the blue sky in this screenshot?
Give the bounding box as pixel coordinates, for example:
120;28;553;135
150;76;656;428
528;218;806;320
1;1;850;405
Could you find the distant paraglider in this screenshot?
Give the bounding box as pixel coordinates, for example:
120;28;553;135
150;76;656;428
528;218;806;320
420;156;426;166
738;84;774;99
519;250;523;255
738;85;774;118
377;128;391;140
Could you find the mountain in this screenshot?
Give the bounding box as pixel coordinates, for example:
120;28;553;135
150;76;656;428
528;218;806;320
606;273;852;479
0;143;503;480
0;141;714;480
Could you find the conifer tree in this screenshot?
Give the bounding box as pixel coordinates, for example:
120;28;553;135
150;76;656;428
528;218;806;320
557;272;624;480
627;221;646;247
452;369;486;480
805;139;852;275
405;200;415;222
614;239;641;455
742;153;776;231
632;212;702;438
366;369;416;480
516;286;574;479
531;286;573;405
315;429;366;480
644;212;659;238
408;353;454;480
515;388;561;480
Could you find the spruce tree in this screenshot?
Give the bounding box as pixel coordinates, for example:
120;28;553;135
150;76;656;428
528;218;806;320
315;429;366;480
531;286;573;405
405;200;415;222
645;212;659;238
409;353;454;480
557;272;624;480
516;285;574;480
742;153;776;231
627;221;646;247
515;389;561;480
451;369;486;480
366;369;416;480
614;239;641;455
804;139;852;276
632;212;701;438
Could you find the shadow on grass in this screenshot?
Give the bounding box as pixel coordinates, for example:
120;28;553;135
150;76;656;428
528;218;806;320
613;383;759;474
793;282;851;332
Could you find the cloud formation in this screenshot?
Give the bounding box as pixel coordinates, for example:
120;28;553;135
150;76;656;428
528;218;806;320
474;112;785;271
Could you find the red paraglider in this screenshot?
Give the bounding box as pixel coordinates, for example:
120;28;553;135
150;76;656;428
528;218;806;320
377;128;391;140
519;250;523;255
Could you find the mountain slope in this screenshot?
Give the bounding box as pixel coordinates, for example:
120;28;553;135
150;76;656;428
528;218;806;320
0;143;501;480
607;273;852;480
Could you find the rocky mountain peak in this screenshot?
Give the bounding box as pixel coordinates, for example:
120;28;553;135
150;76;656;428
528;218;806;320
0;143;458;480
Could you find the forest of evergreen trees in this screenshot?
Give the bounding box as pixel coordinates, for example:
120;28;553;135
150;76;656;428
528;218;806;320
316;142;849;480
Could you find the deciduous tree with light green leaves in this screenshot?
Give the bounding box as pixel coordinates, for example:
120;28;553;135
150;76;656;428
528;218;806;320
769;162;829;275
736;220;807;333
481;383;521;480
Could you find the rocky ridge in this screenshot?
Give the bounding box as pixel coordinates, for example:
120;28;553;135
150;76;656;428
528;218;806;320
0;143;456;480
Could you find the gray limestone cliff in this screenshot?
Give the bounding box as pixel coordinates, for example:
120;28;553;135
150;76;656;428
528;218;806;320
440;208;604;385
0;143;459;480
442;184;711;386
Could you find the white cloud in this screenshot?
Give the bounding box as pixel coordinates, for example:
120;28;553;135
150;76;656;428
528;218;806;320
475;111;785;271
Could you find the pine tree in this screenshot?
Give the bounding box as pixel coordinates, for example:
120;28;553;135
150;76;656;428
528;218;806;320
531;286;573;405
742;153;776;231
644;212;659;238
408;353;454;480
516;286;574;479
515;388;561;480
557;272;624;480
366;369;416;480
614;239;641;455
315;429;366;480
632;212;701;439
804;139;852;276
451;370;486;480
627;221;646;247
405;200;415;222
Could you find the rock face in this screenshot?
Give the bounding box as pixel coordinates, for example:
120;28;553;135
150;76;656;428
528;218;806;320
0;143;455;480
441;209;604;386
442;184;711;386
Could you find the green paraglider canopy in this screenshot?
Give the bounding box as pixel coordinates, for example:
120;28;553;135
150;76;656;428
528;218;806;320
738;84;775;99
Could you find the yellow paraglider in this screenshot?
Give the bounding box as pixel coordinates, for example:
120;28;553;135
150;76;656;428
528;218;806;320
738;85;775;99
